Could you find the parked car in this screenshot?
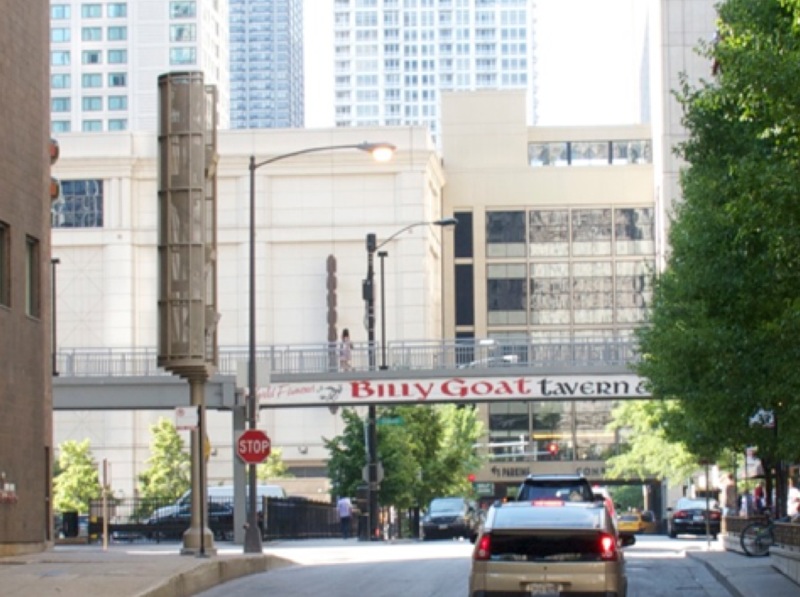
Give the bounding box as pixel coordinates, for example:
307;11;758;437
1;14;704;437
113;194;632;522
422;496;481;541
667;497;721;539
617;510;658;534
469;500;635;597
148;484;285;521
146;501;235;541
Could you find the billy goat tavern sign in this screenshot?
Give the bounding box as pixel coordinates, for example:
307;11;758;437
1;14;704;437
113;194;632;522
257;374;650;408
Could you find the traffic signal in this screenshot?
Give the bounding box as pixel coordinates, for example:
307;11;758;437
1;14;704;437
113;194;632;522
547;441;559;456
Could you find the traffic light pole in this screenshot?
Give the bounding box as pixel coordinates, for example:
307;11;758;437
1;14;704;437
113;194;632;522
364;234;380;540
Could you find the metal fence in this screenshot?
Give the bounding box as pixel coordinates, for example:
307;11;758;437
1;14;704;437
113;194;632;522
70;496;339;543
55;337;640;378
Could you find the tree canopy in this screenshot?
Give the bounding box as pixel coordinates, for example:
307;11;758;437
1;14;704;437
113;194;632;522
636;0;800;466
324;405;483;509
53;439;101;513
137;418;191;500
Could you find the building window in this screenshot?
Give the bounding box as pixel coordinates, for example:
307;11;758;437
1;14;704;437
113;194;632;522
107;3;127;17
82;50;102;65
51;51;70;66
81;4;102;18
51;74;72;89
108;96;128;110
0;222;8;307
82;97;102;111
530;210;569;257
82;120;103;132
572;261;614;324
455;264;474;327
51;4;71;19
530;262;571;325
487;264;527;325
108;49;128;64
107;26;127;41
25;236;40;318
170;24;196;41
108;72;127;87
52;121;71;133
82;73;102;88
51;28;71;42
81;27;102;41
51;180;104;228
170;47;196;65
615;208;654;256
108;119;127;131
170;1;196;18
486;211;525;258
52;97;71;112
572;209;612;256
454;211;473;259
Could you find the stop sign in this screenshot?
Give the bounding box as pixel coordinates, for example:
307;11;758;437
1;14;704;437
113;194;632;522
236;429;272;464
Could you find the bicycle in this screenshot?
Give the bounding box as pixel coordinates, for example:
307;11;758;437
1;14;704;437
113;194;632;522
740;512;775;557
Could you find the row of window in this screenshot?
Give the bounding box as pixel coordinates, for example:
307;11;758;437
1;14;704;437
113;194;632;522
51;2;197;20
529;140;652;167
52;119;128;133
51;49;128;65
51;3;127;19
52;26;127;42
51;180;104;228
52;96;128;112
52;72;127;89
0;222;41;318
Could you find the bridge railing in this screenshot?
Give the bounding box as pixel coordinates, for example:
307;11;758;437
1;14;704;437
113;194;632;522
55;337;641;378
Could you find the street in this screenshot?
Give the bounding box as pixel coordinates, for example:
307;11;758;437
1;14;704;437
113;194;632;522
195;535;734;597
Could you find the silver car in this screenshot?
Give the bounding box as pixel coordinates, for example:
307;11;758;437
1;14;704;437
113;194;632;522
469;500;634;597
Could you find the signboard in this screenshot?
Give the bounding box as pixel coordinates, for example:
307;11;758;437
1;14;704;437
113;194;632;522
236;429;272;465
175;406;199;431
258;374;649;408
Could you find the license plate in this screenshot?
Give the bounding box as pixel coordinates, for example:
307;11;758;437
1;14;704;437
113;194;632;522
526;583;560;596
438;524;448;530
693;515;705;522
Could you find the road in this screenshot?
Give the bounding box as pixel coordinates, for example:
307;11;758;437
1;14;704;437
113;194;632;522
196;535;731;597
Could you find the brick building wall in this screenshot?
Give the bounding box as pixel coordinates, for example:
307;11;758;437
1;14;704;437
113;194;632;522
0;0;54;555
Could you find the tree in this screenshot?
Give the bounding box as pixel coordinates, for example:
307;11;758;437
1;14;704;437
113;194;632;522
53;439;101;513
257;447;294;480
137;418;190;500
636;0;800;467
324;405;484;509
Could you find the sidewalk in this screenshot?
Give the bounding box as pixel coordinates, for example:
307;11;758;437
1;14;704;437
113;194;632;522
687;544;800;597
1;539;798;597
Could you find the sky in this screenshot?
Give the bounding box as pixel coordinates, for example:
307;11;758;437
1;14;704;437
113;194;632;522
303;0;646;128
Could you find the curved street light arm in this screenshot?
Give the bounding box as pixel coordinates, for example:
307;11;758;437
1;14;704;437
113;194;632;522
374;216;458;252
252;142;396;171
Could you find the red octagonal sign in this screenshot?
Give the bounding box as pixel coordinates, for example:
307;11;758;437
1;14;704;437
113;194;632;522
237;429;272;465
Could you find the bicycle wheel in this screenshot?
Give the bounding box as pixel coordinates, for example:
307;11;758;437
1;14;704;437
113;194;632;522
740;522;773;557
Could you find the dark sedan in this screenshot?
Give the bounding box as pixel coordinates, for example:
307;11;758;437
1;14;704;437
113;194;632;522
146;501;235;541
667;497;721;539
422;496;481;541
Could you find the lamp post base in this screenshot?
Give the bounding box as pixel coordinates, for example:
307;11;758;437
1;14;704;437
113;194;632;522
180;526;217;556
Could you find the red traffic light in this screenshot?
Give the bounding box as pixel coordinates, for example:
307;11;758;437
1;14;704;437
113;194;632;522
547;442;559;456
467;473;476;483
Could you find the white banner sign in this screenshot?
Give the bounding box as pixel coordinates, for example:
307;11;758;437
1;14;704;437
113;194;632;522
257;374;649;408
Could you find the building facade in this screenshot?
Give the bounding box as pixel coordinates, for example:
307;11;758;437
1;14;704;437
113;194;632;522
229;0;304;128
0;1;55;554
49;0;231;134
440;90;655;494
332;0;536;141
51;126;446;497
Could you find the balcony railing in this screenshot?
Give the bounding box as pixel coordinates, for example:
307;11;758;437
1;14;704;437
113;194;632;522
54;338;640;378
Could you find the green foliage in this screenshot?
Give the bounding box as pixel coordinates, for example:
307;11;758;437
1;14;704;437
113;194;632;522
257;447;294;480
636;0;800;466
137;418;190;500
53;439;101;513
324;405;484;508
609;485;646;512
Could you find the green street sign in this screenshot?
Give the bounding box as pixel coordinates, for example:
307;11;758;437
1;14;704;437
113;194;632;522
377;416;404;426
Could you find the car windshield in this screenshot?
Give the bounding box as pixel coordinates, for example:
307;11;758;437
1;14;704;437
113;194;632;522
676;498;718;510
518;483;592;502
619;514;639;522
429;498;465;513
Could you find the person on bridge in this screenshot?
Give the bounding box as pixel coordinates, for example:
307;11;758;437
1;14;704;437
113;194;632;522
339;328;352;371
337;495;353;539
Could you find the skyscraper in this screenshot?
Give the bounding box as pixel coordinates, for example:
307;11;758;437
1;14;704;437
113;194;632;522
332;0;537;140
229;0;305;128
49;0;230;134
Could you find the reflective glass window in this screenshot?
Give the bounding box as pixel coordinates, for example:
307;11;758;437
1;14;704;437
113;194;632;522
572;209;612;256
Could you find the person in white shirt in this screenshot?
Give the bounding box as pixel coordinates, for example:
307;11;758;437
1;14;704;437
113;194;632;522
337;496;353;539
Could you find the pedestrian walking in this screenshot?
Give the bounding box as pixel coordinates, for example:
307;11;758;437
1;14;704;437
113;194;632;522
337;495;353;539
339;328;352;371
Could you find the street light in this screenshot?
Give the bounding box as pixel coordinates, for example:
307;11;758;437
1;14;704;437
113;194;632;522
245;141;395;553
362;216;457;540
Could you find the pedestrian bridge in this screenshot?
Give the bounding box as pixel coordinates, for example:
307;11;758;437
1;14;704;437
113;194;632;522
53;338;649;410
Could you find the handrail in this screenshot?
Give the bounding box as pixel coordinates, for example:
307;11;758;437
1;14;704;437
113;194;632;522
53;338;640;378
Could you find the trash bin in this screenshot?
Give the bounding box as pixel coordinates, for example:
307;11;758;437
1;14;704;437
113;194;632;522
62;511;79;538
